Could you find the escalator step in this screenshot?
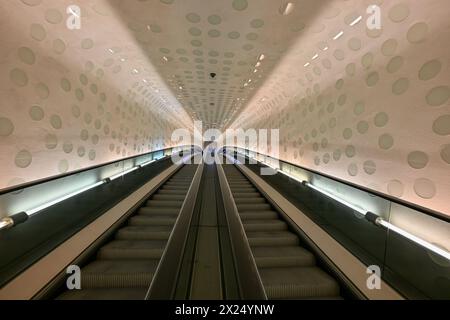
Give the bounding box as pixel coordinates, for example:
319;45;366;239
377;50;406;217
97;240;166;259
231;188;257;193
129;216;177;226
240;211;278;220
138;207;180;216
234;197;266;204
237;203;272;211
145;200;183;208
81;260;159;288
152;194;186;201
116;226;171;240
243;219;287;231
247;231;299;246
252;246;316;268
157;189;187;195
259;267;340;299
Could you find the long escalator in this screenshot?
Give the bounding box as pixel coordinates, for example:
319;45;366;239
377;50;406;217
57;165;197;300
222;164;342;300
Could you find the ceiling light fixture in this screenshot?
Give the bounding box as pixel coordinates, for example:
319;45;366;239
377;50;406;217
162;56;168;62
333;31;344;40
280;2;295;15
312;53;319;60
258;54;265;61
304;62;310;67
350;15;363;26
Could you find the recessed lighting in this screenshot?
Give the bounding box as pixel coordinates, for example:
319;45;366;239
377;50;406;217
108;48;114;54
312;53;319;60
253;69;258;73
333;31;344;40
162;56;168;62
280;2;295;15
350;16;363;26
258;54;265;61
304;62;310;67
323;46;329;51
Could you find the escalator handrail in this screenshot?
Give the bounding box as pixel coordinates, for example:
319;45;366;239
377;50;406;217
216;163;267;300
145;161;204;299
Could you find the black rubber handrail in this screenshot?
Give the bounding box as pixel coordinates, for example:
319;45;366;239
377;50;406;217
216;162;268;300
145;161;204;299
226;147;450;224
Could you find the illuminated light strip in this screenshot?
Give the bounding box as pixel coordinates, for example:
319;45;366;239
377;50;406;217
141;159;156;167
312;53;319;60
333;31;344;40
26;181;106;216
304;62;310;67
378;220;450;261
232;150;450;261
350;15;363;26
0;220;10;229
109;166;139;181
305;182;368;216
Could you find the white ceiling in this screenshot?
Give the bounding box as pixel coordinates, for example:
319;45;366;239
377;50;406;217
107;0;329;130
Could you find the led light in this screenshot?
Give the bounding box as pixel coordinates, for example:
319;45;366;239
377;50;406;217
280;2;295;15
108;48;114;54
258;54;265;61
304;62;310;67
141;159;156;167
109;166;139;181
0;220;10;229
350;15;363;26
255;62;261;67
378;220;450;261
312;53;319;60
26;181;106;216
254;69;258;73
305;182;368;216
333;31;344;40
323;46;329;51
162;56;168;62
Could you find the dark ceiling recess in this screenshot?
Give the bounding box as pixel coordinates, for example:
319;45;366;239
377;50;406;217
210;72;217;78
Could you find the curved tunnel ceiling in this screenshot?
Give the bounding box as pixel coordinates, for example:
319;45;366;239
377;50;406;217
0;0;449;217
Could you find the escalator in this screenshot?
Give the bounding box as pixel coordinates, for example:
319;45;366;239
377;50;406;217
222;164;342;300
57;164;197;300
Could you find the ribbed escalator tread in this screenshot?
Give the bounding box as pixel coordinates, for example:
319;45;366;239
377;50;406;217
243;219;288;231
97;240;166;260
259;267;340;299
145;200;184;207
234;197;266;204
138;207;180;216
252;246;315;267
151;194;186;201
224;164;342;300
247;231;299;246
116;226;172;240
80;260;159;288
129;215;177;226
240;211;278;220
